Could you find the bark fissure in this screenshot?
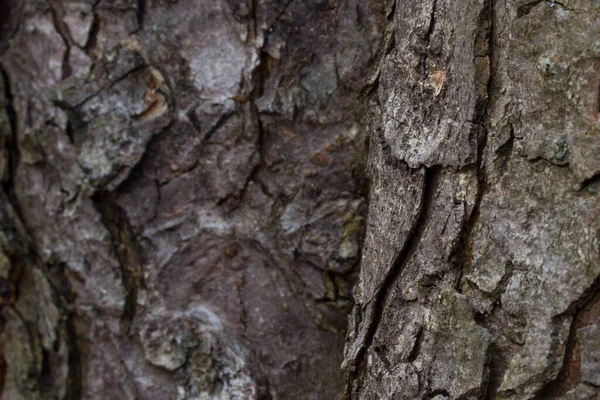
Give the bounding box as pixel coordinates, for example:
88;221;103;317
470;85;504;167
47;0;73;79
4;0;598;398
136;0;146;29
47;263;83;400
352;165;441;379
92;193;143;335
581;172;600;191
418;0;439;80
0;66;18;187
534;284;600;398
452;0;493;293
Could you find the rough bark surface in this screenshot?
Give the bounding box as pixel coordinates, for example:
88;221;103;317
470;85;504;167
344;0;600;399
0;1;384;399
2;1;600;400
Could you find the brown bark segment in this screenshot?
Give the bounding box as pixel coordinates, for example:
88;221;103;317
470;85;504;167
0;1;384;399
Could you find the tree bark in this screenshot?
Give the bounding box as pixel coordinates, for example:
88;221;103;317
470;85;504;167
0;1;383;399
344;1;600;399
1;1;600;400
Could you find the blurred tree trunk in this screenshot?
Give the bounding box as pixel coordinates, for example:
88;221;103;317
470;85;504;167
344;0;600;399
0;0;384;399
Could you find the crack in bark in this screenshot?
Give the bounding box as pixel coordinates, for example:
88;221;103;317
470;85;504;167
0;66;18;188
83;10;100;59
493;123;515;178
347;165;441;387
53;63;149;112
482;342;510;399
92;193;143;335
47;0;74;79
452;0;493;293
581;171;600;190
201;110;235;143
45;262;83;400
517;0;545;18
420;0;438;78
0;68;83;397
136;0;146;29
533;282;600;398
532;316;580;399
423;389;449;399
406;326;424;363
362;21;396;98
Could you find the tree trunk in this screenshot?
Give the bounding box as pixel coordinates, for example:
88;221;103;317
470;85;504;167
0;0;383;399
344;0;600;399
1;1;599;400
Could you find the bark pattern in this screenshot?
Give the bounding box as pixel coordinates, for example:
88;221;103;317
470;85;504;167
345;1;600;399
0;1;384;399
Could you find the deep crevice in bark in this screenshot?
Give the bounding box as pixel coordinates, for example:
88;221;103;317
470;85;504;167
483;342;511;400
0;65;18;188
47;0;73;79
92;193;143;335
406;326;424;363
350;165;441;384
533;275;600;398
419;0;438;78
136;0;146;28
581;172;600;190
83;12;100;58
533;315;581;399
423;389;450;399
516;0;544;18
1;36;86;400
452;0;493;294
49;262;83;400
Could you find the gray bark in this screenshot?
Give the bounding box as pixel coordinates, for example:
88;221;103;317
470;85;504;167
344;0;600;399
1;0;599;400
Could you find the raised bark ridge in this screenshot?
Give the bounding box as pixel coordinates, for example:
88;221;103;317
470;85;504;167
0;1;384;399
344;0;600;399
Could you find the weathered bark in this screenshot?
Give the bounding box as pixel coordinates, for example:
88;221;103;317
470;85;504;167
0;0;384;399
2;0;600;400
344;0;600;399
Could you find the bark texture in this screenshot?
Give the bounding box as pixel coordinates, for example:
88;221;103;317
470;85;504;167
2;1;600;400
0;1;384;399
344;0;600;399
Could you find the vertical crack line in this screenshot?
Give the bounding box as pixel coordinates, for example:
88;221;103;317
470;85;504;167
47;0;73;79
249;0;258;43
350;166;442;382
2;42;81;400
83;11;100;59
48;263;82;400
483;342;510;400
453;0;494;292
485;0;496;120
136;0;146;29
420;0;438;77
92;193;143;336
532;315;579;399
424;0;438;45
0;66;18;190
